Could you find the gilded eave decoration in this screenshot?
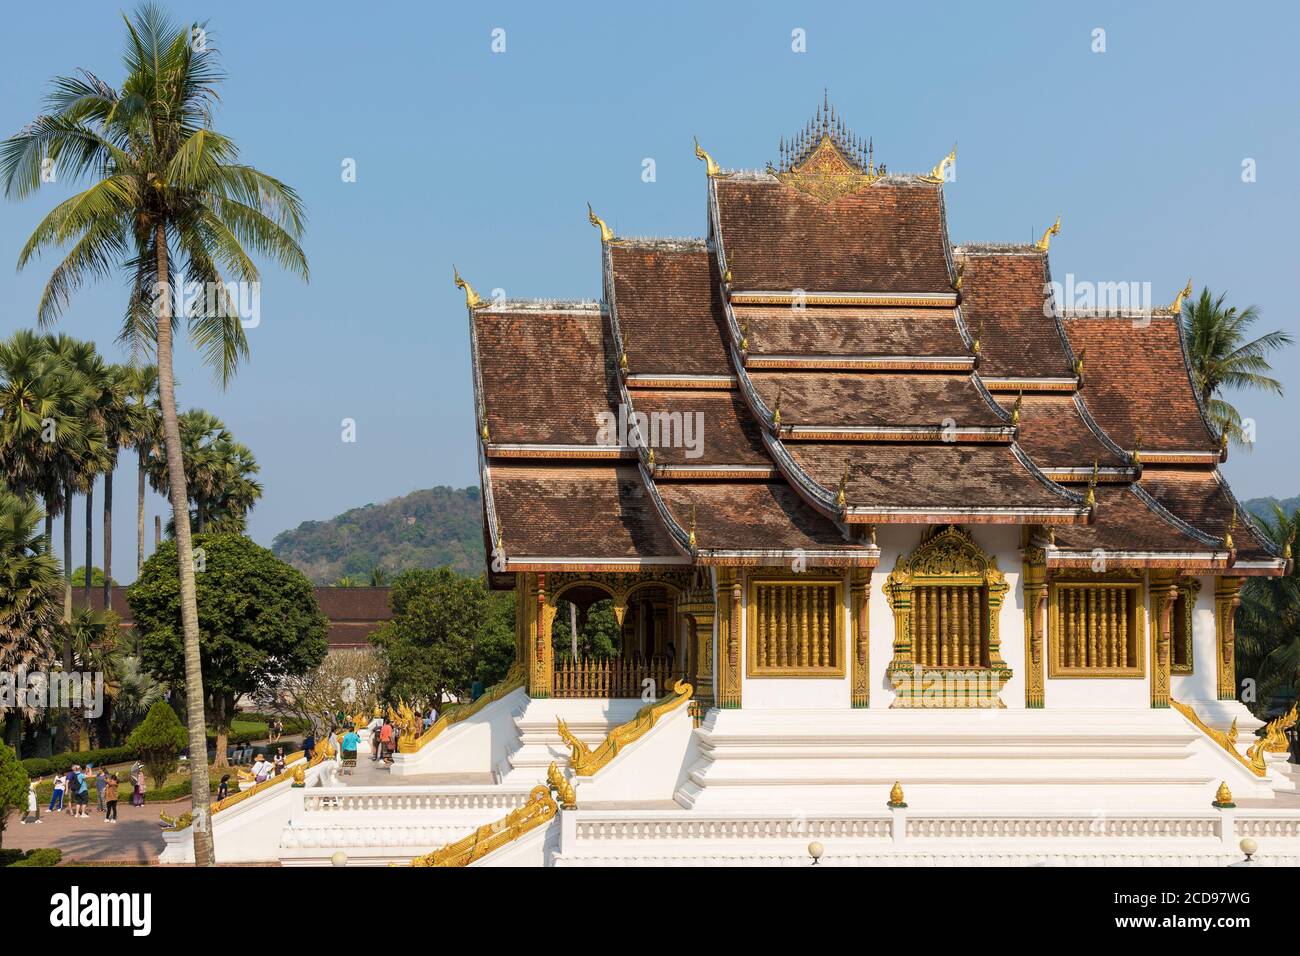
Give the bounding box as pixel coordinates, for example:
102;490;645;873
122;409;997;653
777;135;883;203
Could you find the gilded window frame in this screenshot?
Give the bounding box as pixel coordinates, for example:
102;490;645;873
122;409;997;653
1170;577;1201;676
1046;571;1146;679
745;575;846;679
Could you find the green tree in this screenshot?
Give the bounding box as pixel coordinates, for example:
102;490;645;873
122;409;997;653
122;364;160;575
1183;288;1293;448
0;742;30;849
129;533;327;766
149;409;261;534
372;569;513;713
552;598;621;660
126;699;187;789
1238;507;1300;712
71;566;117;588
3;4;308;865
0;488;62;751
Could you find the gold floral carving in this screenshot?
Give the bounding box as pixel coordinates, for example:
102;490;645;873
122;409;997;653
556;680;693;776
409;785;557;867
1215;577;1242;701
777;135;883;203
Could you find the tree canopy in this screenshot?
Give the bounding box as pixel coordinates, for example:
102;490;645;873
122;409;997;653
126;699;187;788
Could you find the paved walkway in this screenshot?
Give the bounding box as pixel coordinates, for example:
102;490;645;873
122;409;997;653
4;797;188;864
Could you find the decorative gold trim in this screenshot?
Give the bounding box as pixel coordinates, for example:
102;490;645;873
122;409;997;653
1170;577;1201;676
883;526;1011;707
409;785;557;867
1149;570;1179;707
1214;576;1242;701
1170;698;1266;777
776;133;884;202
399;662;525;754
557;680;693;776
546;760;577;809
729;291;957;308
745;576;846;679
1262;702;1298;754
1046;570;1146;679
851;568;871;707
1022;535;1048;708
718;569;742;708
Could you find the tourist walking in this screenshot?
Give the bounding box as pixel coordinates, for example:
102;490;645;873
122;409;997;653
251;753;273;783
94;767;107;813
104;774;119;822
273;748;286;776
217;774;231;801
370;723;381;761
49;772;65;812
379;719;393;761
72;765;91;818
303;731;316;763
20;779;41;824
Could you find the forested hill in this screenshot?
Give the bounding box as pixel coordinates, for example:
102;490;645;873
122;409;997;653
1243;495;1300;522
271;486;484;582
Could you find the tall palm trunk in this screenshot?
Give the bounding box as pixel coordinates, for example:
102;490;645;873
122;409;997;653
62;477;73;628
155;226;214;866
137;448;146;574
84;482;93;605
103;469;113;610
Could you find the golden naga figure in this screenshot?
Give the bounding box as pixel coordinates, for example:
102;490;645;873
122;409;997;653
1035;214;1061;252
923;144;956;183
587;203;614;242
453;265;483;309
1170;277;1193;314
693;136;720;177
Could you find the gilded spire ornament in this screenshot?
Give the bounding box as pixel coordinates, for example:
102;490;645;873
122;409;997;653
453;266;483;309
619;349;629;374
1213;781;1235;808
1035;214;1061;252
1223;510;1236;551
694;136;720;177
836;464;849;509
480;405;490;443
1171;277;1193;314
1010;389;1023;426
1132;429;1143;465
1073;348;1085;379
688;505;697;553
587;203;614;242
887;781;907;808
1284;530;1294;561
739;316;749;352
972;319;983;355
647;447;656;469
772;383;782;429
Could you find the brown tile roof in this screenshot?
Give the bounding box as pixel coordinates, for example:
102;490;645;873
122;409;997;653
489;463;680;559
735;304;966;357
714;178;952;293
628;389;768;466
474;307;618;446
954;249;1075;378
750;372;1004;428
784;442;1082;515
1051;485;1221;556
609;244;732;376
1013;394;1127;469
1062;315;1218;453
656;480;860;553
1139;468;1278;561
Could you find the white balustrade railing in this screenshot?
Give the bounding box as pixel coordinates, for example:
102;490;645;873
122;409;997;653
905;815;1221;840
301;786;533;814
574;815;891;842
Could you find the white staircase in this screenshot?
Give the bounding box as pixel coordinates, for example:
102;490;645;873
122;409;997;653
497;698;644;784
676;708;1278;812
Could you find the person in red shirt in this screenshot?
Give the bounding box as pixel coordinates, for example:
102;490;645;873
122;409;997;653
378;720;393;761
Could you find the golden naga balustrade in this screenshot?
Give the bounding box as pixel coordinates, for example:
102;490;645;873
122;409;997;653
408;783;558;867
1169;698;1268;777
557;680;694;776
398;662;525;755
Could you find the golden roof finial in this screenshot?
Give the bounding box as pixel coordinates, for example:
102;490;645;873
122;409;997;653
837;464;849;509
1084;459;1098;508
453;265;483;309
925;143;956;183
1132;428;1143;465
1284;529;1294;561
1035;214;1062;252
772;383;782;429
888;781;907;808
723;267;733;285
953;262;964;292
972;318;983;355
1224;510;1236;551
1073;347;1085;379
587;203;614;242
619;349;628;374
688;504;697;552
1213;781;1235;808
693;136;720;177
1171;277;1193;314
480;404;490;443
646;447;656;469
739;316;749;352
1011;389;1023;426
1220;429;1230;452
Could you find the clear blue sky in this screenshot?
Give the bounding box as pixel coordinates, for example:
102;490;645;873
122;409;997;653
2;1;1297;581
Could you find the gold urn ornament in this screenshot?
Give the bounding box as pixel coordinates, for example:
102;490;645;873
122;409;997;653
1213;781;1235;808
888;781;907;808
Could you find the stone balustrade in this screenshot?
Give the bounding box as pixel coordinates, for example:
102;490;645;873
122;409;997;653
301;786;533;814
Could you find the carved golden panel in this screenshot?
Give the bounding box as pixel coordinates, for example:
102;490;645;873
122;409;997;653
746;578;845;678
777;135;883;203
1047;576;1146;679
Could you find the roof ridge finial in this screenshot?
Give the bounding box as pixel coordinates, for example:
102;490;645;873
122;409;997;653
1036;214;1062;252
694;136;720;177
587;203;614;242
1084;459;1099;508
1011;389;1023;426
837;464;849;510
772;382;782;429
1224;510;1237;551
1171;277;1193;314
453;265;482;309
688;505;697;552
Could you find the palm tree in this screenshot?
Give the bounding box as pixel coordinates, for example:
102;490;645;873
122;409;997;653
149;409;262;534
59;605;121;750
122;364;160;574
2;4;308;865
0;485;62;751
1182;288;1293;448
97;364;132;609
1238;506;1300;713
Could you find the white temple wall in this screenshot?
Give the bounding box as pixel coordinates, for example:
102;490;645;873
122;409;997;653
1171;572;1219;703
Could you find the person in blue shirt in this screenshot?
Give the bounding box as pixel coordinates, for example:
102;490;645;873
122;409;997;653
340;728;359;762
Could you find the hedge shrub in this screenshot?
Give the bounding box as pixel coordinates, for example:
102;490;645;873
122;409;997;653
6;848;62;867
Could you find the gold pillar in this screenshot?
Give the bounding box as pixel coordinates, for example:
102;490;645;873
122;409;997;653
718;570;742;709
1149;570;1178;709
1021;546;1047;709
1215;576;1243;702
514;572;527;667
530;572;555;699
851;568;871;708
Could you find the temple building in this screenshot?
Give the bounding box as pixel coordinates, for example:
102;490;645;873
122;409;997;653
162;103;1300;866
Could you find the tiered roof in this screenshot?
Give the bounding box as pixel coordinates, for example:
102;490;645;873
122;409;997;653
465;103;1286;581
